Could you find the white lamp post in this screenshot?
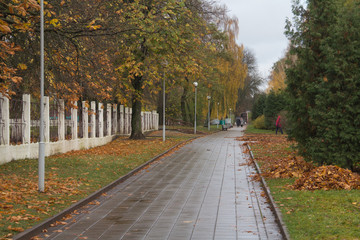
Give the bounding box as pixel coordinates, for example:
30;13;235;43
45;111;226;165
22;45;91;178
38;0;45;192
217;102;219;129
163;73;166;142
207;96;211;131
193;82;198;134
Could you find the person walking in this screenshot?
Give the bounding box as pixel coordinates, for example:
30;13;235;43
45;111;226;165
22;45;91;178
276;115;283;134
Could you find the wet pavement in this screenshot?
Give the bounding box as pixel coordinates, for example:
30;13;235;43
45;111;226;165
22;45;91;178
37;127;283;240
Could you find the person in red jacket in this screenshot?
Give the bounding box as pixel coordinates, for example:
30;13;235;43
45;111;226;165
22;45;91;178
276;115;283;134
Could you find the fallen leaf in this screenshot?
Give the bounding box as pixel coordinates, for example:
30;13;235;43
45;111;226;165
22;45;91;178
8;225;24;232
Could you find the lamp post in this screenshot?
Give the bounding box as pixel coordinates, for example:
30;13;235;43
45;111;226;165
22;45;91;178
163;73;166;142
193;82;198;134
38;0;45;192
207;96;211;131
217;102;219;129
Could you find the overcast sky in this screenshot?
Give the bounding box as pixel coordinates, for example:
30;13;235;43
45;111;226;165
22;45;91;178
216;0;293;79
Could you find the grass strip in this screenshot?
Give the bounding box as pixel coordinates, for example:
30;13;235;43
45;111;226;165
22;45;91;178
267;179;360;240
245;124;360;240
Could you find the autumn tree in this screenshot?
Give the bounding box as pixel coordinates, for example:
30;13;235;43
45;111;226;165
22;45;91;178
285;0;360;170
236;48;263;115
177;1;228;123
112;0;223;139
267;56;287;93
1;0;129;103
210;15;247;119
0;0;40;98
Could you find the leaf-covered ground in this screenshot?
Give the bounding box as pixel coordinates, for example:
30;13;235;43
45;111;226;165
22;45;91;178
0;132;197;239
240;134;360;190
241;131;360;240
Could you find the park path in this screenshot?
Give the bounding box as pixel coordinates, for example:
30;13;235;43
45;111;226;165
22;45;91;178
37;127;283;240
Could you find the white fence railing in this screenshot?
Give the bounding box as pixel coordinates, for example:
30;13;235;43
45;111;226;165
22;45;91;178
0;94;159;164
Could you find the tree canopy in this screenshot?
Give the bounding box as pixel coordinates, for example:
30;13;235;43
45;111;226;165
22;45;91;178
1;0;251;138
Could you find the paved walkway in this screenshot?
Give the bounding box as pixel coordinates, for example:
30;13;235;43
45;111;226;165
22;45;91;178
38;127;283;240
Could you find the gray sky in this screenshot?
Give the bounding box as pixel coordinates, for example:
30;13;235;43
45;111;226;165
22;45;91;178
216;0;293;79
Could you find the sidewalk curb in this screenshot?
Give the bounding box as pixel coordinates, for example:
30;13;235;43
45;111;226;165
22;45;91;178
247;144;291;240
14;137;197;240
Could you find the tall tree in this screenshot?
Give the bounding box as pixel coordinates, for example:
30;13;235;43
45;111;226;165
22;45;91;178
236;48;263;115
285;0;360;169
213;15;247;118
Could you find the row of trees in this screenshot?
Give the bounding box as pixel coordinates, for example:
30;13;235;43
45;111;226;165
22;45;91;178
1;0;252;139
254;0;360;171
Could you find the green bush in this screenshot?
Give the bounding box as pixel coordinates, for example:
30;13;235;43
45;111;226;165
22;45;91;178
253;115;266;129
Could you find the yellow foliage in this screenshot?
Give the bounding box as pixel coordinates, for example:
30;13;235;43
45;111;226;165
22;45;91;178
213;16;247;117
267;57;287;92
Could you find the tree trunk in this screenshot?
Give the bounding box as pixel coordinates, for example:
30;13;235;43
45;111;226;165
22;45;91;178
129;75;145;139
181;85;189;123
157;89;163;126
186;103;194;125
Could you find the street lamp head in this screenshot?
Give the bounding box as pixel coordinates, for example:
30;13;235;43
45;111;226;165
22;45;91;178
207;96;211;100
193;82;198;87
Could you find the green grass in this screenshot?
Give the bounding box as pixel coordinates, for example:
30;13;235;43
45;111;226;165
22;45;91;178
245;123;275;134
267;178;360;240
166;124;221;133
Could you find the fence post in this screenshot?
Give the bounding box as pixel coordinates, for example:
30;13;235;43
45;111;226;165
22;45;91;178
0;94;9;145
129;108;132;134
119;105;124;135
44;96;50;143
147;112;150;131
145;112;147;131
106;103;111;136
22;94;31;144
141;111;144;133
58;99;65;141
152;111;156;130
98;102;103;138
124;107;129;135
155;112;159;130
71;101;78;140
113;104;117;135
90;101;96;138
82;101;88;139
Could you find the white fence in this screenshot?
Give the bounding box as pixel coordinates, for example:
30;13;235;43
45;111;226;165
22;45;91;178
0;94;159;164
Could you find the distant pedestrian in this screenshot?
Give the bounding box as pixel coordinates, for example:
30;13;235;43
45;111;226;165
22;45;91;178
236;118;241;127
276;115;283;134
